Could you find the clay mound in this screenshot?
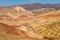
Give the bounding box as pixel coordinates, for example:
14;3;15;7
30;10;60;38
0;6;34;26
0;6;33;19
0;6;60;40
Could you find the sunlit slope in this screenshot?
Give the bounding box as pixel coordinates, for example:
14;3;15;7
0;6;33;26
30;10;60;38
0;6;60;40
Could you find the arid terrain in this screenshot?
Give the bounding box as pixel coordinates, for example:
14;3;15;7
0;3;60;40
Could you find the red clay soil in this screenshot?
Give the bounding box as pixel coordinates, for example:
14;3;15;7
0;13;60;38
33;14;60;18
0;23;25;36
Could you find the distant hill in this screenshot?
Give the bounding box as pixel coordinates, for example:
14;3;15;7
20;3;60;10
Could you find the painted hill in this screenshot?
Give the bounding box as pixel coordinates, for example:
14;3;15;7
30;8;55;14
0;6;60;40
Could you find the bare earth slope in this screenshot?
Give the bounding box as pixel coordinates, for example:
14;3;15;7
0;6;60;40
